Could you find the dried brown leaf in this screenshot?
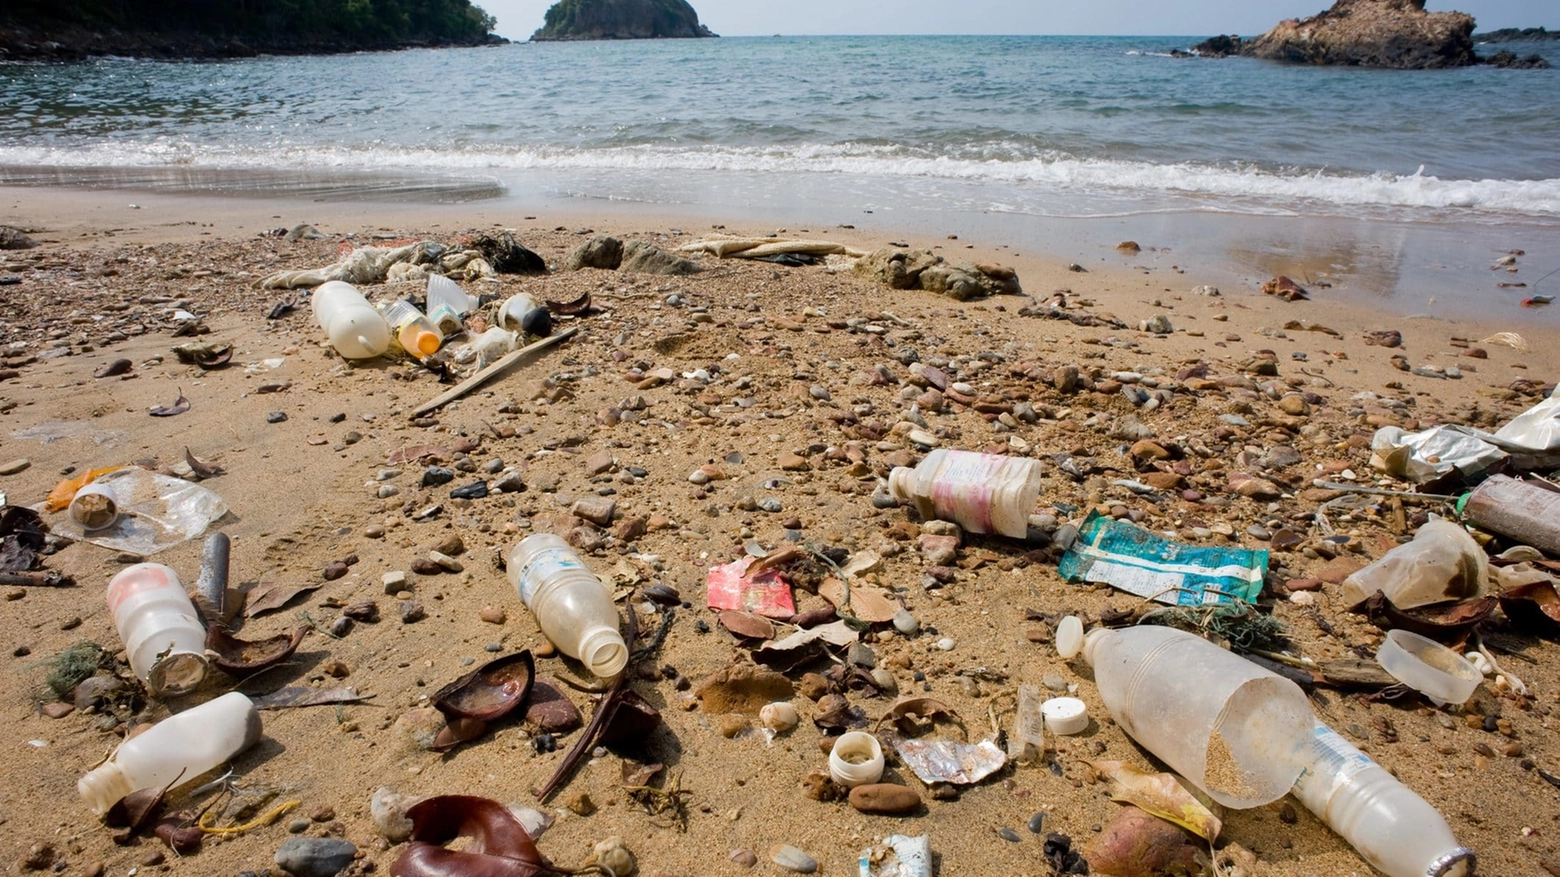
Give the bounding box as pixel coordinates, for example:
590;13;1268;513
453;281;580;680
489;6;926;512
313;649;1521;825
148;389;190;417
244;582;320;617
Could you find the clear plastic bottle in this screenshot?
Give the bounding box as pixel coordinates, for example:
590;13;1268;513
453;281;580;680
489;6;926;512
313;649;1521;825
106;563;208;697
1081;625;1314;808
887;449;1043;538
311;280;392;359
426;274;475;336
497;293;553;338
1293;722;1474;877
383;300;444;358
78;692;262;816
506;534;628;678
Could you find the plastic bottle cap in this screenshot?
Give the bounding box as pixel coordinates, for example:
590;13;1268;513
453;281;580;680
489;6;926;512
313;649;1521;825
829;731;885;788
1055;615;1085;659
1041;697;1089;735
404;328;442;357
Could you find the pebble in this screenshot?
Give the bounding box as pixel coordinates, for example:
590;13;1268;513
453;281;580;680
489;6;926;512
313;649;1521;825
0;458;30;475
1028;812;1047;833
274;837;358;877
400;601;426;624
422;466;455;487
450;480;489;500
730;850;758;868
892;608;920;635
688;469;710;485
494;471;525;493
757;497;783;513
382;571;408;594
266;411;288;423
935;637;956;651
848;783;921;815
480;605;506;624
997;827;1021;843
769;844;819;874
429;551;463;573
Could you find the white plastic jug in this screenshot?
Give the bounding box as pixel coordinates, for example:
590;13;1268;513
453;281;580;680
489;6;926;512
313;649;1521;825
106;563;208;697
311;280;392;359
506;534;627;678
78;692;262;816
887;449;1043;538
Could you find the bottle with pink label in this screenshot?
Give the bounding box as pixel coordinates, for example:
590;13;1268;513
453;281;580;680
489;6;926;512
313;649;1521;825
887;449;1044;538
106;563;208;697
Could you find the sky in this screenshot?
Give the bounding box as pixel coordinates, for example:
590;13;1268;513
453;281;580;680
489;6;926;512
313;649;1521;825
481;0;1560;40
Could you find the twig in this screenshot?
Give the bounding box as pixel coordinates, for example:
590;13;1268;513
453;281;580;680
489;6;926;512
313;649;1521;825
0;570;73;587
1312;480;1459;500
411;326;578;418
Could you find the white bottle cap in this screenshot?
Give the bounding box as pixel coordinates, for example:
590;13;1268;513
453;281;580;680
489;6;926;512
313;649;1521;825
1041;697;1090;735
1055;615;1085;659
829;731;885;788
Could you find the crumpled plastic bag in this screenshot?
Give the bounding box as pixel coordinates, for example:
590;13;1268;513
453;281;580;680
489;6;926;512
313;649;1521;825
49;467;227;555
1342;518;1489;610
1371;389;1560;483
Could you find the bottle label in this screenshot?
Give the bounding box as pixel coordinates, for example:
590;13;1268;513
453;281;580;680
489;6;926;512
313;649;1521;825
514;545;587;607
1293;725;1375;801
930;452;1007;533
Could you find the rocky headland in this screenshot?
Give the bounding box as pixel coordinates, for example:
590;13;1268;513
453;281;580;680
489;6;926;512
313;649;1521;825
531;0;717;42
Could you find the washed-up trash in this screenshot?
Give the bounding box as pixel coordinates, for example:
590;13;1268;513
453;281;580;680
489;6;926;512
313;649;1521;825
1009;685;1045;763
1342;518;1488;611
497;292;552;337
706;555;797;618
507;535;628;679
1462;474;1560;556
1059;510;1267;606
0;504;48;573
1376;629;1482;705
680;236;868;259
1042;697;1090;735
50;467;227;555
894;738;1007;786
106;563;208;697
1364;591;1496;641
171;341;233;369
1087;760;1222;842
425;273;476;335
1371;390;1560;484
1082;805;1205;877
754;619;858;668
312;280;392;359
384;300;444;359
78;692;261;816
1082;625;1312;808
1293;721;1474;877
68;481;119;530
887;449;1044;539
859;834;931;877
830;732;886;788
44;465;124;512
1497;566;1560;633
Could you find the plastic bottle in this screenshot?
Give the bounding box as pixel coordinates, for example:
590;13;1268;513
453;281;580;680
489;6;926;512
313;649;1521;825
1462;474;1560;557
383;300;444;358
78;692;262;816
106;563;209;697
505;534;628;678
887;449;1043;538
497;292;553;338
311;280;392;360
1292;721;1474;877
1081;624;1314;808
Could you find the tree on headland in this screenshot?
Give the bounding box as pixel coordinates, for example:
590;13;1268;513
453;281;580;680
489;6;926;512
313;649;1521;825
0;0;501;59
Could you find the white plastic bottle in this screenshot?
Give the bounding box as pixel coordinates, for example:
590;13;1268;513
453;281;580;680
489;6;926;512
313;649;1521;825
1081;625;1314;808
106;563;208;697
78;691;262;816
497;293;552;337
887;449;1043;538
1293;722;1474;877
311;280;392;359
383;300;444;358
506;534;628;679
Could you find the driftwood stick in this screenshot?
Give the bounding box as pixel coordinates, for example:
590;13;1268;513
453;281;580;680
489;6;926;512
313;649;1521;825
411;326;578;418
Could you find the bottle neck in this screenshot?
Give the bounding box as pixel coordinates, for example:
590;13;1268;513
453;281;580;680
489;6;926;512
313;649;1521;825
578;627;628;679
78;762;132;816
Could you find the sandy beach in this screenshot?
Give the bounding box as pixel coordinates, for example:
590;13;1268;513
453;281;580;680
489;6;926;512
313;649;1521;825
3;182;1559;877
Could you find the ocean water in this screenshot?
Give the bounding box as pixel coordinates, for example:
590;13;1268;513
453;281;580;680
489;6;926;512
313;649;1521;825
2;35;1558;312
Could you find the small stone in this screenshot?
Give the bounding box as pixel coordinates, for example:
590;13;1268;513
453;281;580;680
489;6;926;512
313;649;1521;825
571;497;617;526
1230;472;1282;501
495;471;525;493
41;702;74;719
323;659;350;678
935;637;956;651
997;827;1021;843
778;452;811;471
140;850;165;867
849;783;921;815
688;469;710;485
892;609;920;635
1278;803;1298;824
525;681;582;732
266;411;287;423
422;466;455;487
21;843;54;871
274;837;358;877
322;560;349;581
585;449;615;475
719;714;751;738
565;793;596;817
757;497;783;513
1139;315;1172;334
411;558;442;575
382;571;408;594
364;524;386;539
730;850;758;868
1028;812;1047;833
799;672;829;701
769;844;818;874
371;787;416;843
918;534;959;565
0;458;30;476
429;551;464;573
1278;395;1311;416
400;601;426;624
480;605;507;624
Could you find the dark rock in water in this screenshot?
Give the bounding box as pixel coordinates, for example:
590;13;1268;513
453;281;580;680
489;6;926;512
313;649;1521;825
566;234;625;270
466;231;547;275
1485;50;1551;68
1243;0;1477;69
1191;34;1244;57
1475;27;1560;41
532;0;718;41
619;240;701;275
274;837;357;877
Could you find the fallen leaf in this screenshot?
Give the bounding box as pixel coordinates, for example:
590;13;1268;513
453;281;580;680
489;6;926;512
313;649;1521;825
1087;760;1223;842
876;696;963;738
718;609;775;640
1364;592;1496;642
621;760;664;789
819;577;900;623
243;582;320;617
1500;578;1560;633
149;389;190;417
393;796;549;877
184;447;225;478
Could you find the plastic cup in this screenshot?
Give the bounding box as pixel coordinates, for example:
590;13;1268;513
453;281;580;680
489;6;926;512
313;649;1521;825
1377;629;1481;705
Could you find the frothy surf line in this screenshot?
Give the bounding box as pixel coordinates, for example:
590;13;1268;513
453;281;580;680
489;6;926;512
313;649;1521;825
1;141;1556;218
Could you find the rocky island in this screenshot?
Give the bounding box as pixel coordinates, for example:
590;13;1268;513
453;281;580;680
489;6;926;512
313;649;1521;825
0;0;501;60
1193;0;1549;69
531;0;717;41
